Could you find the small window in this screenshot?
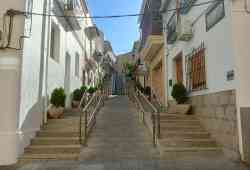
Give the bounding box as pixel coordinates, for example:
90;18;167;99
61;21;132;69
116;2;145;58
75;53;80;77
206;1;225;31
50;23;60;62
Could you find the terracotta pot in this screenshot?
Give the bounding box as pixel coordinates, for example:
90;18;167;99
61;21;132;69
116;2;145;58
48;105;64;119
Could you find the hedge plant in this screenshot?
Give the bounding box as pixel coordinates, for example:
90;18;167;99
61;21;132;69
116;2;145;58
72;88;82;101
171;83;188;104
50;88;66;107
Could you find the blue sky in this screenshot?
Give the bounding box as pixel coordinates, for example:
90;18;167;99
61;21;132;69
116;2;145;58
86;0;142;55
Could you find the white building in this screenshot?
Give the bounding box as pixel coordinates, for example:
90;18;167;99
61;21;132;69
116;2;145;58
0;0;100;165
161;0;250;163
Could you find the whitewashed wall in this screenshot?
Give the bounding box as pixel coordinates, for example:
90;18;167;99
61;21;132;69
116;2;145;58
0;0;93;165
162;0;236;99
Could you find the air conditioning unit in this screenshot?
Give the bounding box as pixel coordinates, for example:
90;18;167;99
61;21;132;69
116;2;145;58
177;16;193;41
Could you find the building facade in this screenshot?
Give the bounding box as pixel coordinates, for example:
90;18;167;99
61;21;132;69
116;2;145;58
161;0;250;162
137;0;167;106
0;0;107;165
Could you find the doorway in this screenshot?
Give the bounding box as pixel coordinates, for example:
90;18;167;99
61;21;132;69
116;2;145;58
175;52;183;83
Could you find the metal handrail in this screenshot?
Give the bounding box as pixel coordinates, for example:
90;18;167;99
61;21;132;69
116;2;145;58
151;89;163;111
137;88;158;113
134;87;161;145
79;90;104;145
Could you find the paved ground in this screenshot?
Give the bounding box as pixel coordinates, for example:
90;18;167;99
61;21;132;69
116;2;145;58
1;96;250;170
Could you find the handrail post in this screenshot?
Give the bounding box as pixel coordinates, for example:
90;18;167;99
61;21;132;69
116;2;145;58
79;113;82;145
83;110;87;146
157;111;161;138
152;113;156;147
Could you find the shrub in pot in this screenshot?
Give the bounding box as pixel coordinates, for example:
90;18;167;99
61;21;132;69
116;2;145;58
171;83;188;104
72;88;82;108
80;85;87;94
88;86;96;95
48;88;66;119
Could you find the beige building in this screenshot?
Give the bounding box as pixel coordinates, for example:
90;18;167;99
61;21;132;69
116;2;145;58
137;0;167;106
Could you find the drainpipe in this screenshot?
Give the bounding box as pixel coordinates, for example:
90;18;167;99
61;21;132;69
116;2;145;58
244;0;250;13
39;0;48;125
44;0;52;124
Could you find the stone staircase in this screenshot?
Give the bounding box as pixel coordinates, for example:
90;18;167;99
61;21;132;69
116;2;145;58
20;112;81;160
158;108;221;154
134;92;220;155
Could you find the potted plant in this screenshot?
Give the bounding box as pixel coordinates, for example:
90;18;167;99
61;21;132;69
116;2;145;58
171;83;188;104
48;88;66;119
72;88;82;108
88;86;96;95
80;85;87;94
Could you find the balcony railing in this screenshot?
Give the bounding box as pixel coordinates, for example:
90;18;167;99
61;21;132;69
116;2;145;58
53;0;82;31
167;13;178;44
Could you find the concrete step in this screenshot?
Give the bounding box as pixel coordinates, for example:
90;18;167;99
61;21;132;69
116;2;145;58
159;139;217;148
20;153;79;160
44;121;80;127
160;131;211;139
160;115;197;120
37;131;79;138
25;145;81;154
42;126;79;132
160;126;203;131
161;147;220;152
47;117;80;124
161;128;207;133
31;137;80;145
160;119;201;124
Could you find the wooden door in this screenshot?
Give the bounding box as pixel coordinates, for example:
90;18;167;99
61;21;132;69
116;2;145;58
175;53;183;83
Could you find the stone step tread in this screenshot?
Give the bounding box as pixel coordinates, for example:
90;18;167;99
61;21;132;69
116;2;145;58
161;147;221;152
20;153;79;160
160;119;200;122
33;137;79;140
160;114;196;117
27;145;81;149
161;130;209;134
160;126;203;130
159;138;215;142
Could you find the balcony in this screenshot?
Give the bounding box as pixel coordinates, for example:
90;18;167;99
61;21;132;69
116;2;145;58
167;13;178;44
53;0;82;32
140;35;164;62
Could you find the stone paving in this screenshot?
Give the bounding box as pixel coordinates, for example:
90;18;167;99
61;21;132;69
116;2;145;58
1;96;250;170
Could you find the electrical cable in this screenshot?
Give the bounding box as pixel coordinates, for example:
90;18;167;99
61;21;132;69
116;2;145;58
13;0;223;20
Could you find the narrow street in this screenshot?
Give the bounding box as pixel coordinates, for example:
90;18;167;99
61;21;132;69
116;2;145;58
79;95;160;161
2;95;249;170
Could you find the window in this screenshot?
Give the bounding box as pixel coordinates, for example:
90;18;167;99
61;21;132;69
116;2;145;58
50;23;60;62
186;43;206;91
206;1;225;31
75;53;80;77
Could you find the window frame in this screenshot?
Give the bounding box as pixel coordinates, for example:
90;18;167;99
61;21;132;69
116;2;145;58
185;43;207;92
205;0;225;32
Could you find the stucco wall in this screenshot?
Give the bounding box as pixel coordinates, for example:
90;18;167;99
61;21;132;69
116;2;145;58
231;0;250;162
0;0;92;165
163;0;236;99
